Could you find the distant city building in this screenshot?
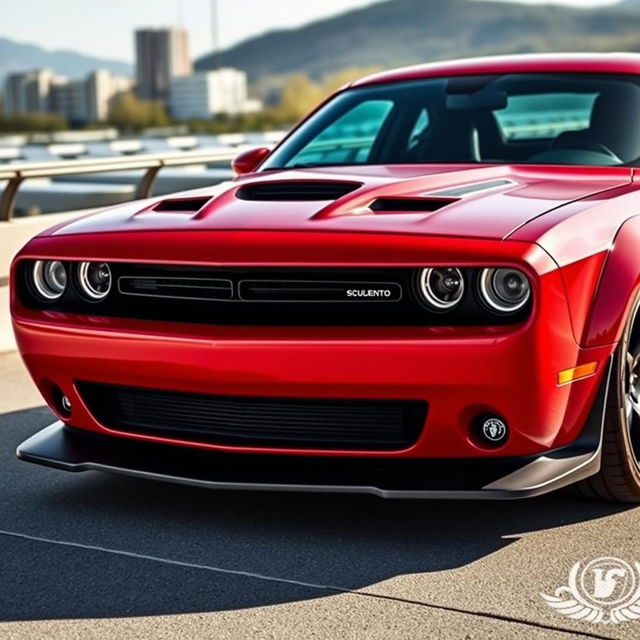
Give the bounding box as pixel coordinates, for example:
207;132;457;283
135;28;192;101
50;78;87;123
85;70;134;122
169;68;261;120
3;69;133;123
3;25;257;126
4;69;57;116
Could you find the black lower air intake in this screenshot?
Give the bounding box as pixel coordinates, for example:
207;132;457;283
78;382;427;450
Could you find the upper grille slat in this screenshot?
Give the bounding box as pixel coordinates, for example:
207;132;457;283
119;276;233;301
238;279;403;302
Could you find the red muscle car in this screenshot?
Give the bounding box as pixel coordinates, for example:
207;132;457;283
13;53;640;501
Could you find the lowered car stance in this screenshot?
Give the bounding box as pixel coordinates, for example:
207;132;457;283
14;53;640;501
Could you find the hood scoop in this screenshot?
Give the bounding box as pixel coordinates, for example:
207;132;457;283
369;197;457;213
152;197;212;213
236;181;362;201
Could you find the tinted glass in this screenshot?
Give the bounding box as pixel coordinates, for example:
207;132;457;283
494;93;596;140
263;73;640;168
288;100;393;166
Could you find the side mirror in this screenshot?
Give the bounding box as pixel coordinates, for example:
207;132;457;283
232;147;271;175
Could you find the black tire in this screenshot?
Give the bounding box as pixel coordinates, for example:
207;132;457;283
572;297;640;502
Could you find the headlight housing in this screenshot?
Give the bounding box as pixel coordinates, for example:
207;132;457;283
32;260;67;300
77;262;112;301
417;267;465;311
479;267;531;313
20;260;532;326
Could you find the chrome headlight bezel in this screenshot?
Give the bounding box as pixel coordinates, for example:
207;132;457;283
478;267;531;314
77;262;112;301
31;260;67;301
417;267;465;311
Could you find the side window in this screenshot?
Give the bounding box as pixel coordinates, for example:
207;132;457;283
408;108;431;149
285;100;394;167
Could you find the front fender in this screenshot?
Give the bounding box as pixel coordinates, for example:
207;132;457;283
583;214;640;348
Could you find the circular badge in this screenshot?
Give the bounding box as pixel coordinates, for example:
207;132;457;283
579;557;638;607
542;556;640;624
482;417;507;443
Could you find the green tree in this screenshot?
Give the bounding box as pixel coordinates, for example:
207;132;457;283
320;66;383;95
0;112;67;133
108;92;169;132
262;67;384;126
276;74;324;122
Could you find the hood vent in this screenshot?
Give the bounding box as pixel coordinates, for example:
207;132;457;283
431;178;517;197
236;181;361;201
152;197;211;213
369;197;457;213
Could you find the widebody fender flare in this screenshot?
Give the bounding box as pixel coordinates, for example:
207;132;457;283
583;214;640;348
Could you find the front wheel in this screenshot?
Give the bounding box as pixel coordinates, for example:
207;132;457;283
572;297;640;502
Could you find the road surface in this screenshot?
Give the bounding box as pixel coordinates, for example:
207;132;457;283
1;351;638;639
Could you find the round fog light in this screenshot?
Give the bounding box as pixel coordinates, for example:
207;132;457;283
77;262;112;300
474;414;509;447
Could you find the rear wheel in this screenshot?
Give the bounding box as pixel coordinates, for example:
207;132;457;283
572;297;640;502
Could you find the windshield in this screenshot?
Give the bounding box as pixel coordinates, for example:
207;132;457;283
262;73;640;169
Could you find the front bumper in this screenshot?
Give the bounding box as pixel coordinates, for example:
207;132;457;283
18;364;608;499
12;307;613;458
11;231;614;459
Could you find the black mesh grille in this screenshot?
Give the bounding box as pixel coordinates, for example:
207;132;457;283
78;382;427;450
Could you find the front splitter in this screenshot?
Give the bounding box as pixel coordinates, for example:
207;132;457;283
16;412;603;500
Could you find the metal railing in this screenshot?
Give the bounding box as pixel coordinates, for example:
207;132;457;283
0;147;239;222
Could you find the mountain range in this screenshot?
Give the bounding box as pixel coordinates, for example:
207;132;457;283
0;37;131;84
4;0;640;92
196;0;640;81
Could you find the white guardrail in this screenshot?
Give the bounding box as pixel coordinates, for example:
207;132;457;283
0;148;239;352
0;147;239;222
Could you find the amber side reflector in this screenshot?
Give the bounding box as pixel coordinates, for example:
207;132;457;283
558;362;598;385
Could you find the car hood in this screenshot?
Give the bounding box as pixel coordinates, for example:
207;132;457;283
51;164;632;241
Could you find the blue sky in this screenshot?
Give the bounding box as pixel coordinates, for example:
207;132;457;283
0;0;622;63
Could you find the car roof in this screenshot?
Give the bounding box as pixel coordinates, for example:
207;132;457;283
351;53;640;87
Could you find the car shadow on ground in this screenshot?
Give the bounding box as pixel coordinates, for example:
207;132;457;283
0;406;635;621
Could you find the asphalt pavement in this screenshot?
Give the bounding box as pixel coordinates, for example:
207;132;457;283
1;351;639;639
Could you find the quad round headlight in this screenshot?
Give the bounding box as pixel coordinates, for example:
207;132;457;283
32;260;67;300
418;267;465;311
77;262;112;301
479;268;531;313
